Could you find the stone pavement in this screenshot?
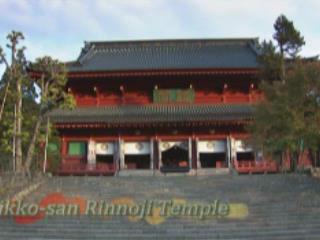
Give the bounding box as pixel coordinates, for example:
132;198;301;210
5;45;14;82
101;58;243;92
0;174;320;239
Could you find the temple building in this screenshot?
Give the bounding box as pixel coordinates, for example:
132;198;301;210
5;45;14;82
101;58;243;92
48;38;283;175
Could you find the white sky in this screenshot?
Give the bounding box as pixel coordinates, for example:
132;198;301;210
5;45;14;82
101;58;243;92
0;0;319;71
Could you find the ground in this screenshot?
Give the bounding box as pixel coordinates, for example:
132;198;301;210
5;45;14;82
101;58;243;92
0;174;320;240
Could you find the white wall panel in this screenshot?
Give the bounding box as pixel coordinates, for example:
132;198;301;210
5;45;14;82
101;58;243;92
198;140;226;153
124;142;150;155
95;142;114;155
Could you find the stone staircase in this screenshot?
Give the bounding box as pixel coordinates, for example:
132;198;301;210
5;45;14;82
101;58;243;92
1;174;320;239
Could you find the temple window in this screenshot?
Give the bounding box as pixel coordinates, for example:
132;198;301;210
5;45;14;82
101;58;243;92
153;88;195;103
67;141;87;156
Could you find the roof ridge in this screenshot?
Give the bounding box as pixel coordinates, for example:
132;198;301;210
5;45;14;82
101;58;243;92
89;37;258;43
87;38;258;49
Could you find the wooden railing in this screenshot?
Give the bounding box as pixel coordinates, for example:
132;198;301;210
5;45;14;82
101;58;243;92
58;163;116;176
233;159;278;174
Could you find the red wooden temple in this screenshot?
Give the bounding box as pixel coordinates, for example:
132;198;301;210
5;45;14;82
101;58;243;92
47;38;311;176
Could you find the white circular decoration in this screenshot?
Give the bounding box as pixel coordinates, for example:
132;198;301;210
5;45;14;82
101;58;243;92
162;142;170;150
207;141;215;149
135;142;143;150
100;143;108;150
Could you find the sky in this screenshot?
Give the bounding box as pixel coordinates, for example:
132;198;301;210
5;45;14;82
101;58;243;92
0;0;319;68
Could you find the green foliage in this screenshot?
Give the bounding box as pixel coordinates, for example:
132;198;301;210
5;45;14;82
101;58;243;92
24;56;75;173
273;14;305;58
257;40;282;81
0;63;39;170
250;14;319;170
249;62;320;155
46;134;61;173
29;56;75;112
0;32;74;173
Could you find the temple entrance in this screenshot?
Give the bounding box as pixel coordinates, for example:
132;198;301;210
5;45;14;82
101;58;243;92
236;152;255;161
198;140;227;168
160;141;190;172
162;147;189;167
95;142;115;166
200;153;226;168
123;141;151;170
96;155;113;164
235;140;255;162
124;155;150;169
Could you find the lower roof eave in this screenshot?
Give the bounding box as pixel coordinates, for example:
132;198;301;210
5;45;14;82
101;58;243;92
65;68;258;78
53;119;252;129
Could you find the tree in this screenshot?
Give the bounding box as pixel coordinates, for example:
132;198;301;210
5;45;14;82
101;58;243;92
24;56;74;176
250;61;320;169
0;31;30;172
273;15;305;58
257;40;282;81
0;51;10;122
0;64;38;172
273;14;305;83
249;14;318;171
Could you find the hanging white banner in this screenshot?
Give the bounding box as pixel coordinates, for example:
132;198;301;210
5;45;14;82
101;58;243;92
124;141;150;155
235;140;253;152
198;140;226;153
95;142;114;155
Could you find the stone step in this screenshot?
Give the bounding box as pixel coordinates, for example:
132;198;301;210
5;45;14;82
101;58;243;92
2;174;319;239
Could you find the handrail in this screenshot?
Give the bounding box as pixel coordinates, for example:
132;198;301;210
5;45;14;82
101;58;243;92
234;159;278;173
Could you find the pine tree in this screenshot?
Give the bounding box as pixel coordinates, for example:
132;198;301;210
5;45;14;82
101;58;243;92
250;15;319;171
24;56;74;176
273;14;305;83
0;31;29;172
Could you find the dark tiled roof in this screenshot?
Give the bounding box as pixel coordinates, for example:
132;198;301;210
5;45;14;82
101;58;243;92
67;38;260;72
49;104;253;124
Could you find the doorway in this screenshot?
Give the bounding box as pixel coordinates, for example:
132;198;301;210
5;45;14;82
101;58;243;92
199;152;226;168
123;141;151;170
96;155;114;164
124;154;150;169
162;146;189;168
236;152;255;161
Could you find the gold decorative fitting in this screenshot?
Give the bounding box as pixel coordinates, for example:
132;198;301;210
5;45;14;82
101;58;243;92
135;142;143;150
162;142;170;150
100;143;108;150
207;141;215;149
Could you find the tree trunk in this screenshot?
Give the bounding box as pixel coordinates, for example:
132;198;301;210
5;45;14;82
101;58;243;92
0;79;11;122
24;114;43;177
12;105;16;171
43;117;50;173
280;47;286;84
15;76;23;172
281;58;286;84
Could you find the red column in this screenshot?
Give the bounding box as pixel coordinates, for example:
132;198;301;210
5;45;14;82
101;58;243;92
61;136;67;164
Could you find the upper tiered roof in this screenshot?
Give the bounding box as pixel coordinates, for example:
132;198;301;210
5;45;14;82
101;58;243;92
67;38;260;72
